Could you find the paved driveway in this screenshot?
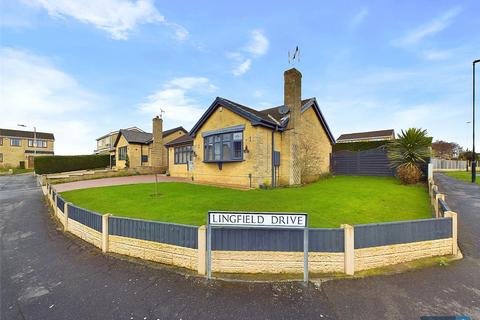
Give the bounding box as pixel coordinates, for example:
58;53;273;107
54;174;189;192
1;174;479;319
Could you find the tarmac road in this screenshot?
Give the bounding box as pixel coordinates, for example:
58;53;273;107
1;174;479;319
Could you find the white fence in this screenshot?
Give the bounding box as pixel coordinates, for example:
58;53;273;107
432;158;467;171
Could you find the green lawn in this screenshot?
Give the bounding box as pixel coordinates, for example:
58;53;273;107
60;176;431;228
444;171;480;184
0;168;34;175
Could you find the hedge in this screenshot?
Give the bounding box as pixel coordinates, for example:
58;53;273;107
35;154;110;174
333;140;391;152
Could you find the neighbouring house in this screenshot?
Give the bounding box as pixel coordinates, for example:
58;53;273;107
112;120;187;171
166;68;335;188
0;128;55;169
336;129;395;143
94;126;144;154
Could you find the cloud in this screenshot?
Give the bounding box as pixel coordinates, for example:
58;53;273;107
232;59;252;76
23;0;188;40
244;30;269;57
350;7;369;29
138;77;216;125
422;49;452;61
0;47;104;154
228;29;269;76
392;6;462;47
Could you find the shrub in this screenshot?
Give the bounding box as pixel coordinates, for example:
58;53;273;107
388;128;431;184
35;154;110;174
19;161;25;169
396;163;423;184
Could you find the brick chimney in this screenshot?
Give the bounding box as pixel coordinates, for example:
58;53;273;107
284;68;302;130
151;116;163;168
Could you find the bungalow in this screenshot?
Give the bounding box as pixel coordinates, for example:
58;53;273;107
112;120;187;171
165;68;335;188
336;129;395;143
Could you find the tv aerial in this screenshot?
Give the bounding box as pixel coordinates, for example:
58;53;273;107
288;46;300;64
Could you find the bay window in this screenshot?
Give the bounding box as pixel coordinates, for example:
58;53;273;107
204;131;243;162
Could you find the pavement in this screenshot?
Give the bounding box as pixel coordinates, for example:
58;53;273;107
53;174;189;192
1;173;479;319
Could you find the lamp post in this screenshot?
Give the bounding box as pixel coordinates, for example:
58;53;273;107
472;59;480;183
18;124;37;162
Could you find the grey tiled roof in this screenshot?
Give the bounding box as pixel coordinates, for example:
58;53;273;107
0;128;54;140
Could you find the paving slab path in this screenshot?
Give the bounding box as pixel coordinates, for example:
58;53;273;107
53;174;189;192
1;173;479;319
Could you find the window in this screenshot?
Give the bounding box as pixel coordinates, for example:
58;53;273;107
204;131;243;162
10;138;21;147
174;145;193;164
141;155;148;162
0;153;3;162
118;146;127;160
28;140;47;148
0;138;2;146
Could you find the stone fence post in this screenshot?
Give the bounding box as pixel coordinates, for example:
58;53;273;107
444;211;458;256
342;224;355;275
102;214;111;253
197;226;207;275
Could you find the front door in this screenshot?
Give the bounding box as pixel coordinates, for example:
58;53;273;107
27;156;34;169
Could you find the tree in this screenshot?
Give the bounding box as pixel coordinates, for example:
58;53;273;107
388;128;431;184
125;154;130;168
432;140;463;159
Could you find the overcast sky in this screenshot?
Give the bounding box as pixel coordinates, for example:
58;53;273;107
1;0;479;154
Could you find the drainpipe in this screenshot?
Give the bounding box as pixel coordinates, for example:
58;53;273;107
271;126;277;188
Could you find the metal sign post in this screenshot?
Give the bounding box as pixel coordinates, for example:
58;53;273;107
206;211;309;282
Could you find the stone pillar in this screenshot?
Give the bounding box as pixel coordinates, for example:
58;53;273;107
64;202;69;232
197;226;207;275
342;224;355;275
151;116;164;170
435;193;445;218
102;214;111;253
444;211;458;255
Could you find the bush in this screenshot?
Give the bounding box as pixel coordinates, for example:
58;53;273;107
19;161;25;169
35;154;110;174
396;163;423;184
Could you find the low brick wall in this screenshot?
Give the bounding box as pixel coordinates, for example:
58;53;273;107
355;238;453;271
109;235;197;270
212;251;344;274
68;218;102;249
44;178;459;279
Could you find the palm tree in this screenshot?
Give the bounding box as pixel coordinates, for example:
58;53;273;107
388;128;431;184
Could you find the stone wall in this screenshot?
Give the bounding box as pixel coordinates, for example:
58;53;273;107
67;218;102;249
212;251;344;274
109;235;198;270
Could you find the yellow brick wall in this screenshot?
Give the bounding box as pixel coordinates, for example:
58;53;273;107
212;251;344;274
115;135;129;169
0;136;54;168
297;107;333;183
67;218;102;249
355;238;453;271
109;235;198;270
168;146;192;178
162;130;186;170
192;107;257;187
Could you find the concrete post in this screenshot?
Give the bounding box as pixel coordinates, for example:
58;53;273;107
428;163;433;181
64;202;70;232
102;214;111;253
342;224;355;275
54;193;58;217
197;225;207;275
444;211;458;256
431;185;438;206
435;194;445;218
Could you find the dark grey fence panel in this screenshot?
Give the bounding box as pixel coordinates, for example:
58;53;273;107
67;204;102;232
355;218;452;249
309;228;344;252
109;217;198;249
332;149;394;176
57;196;65;211
211;228;344;252
212;228;304;251
438;199;451;217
